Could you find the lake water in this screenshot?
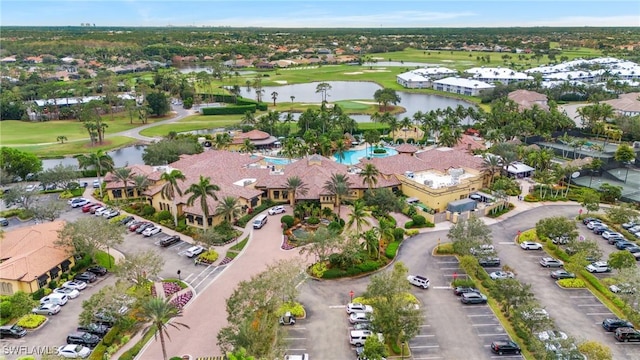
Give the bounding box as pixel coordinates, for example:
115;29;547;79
42;145;146;170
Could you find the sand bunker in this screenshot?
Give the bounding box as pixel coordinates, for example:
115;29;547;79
354;101;379;105
273;80;288;84
343;72;364;75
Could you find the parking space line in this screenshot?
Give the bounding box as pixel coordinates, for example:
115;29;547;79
587;312;614;315
440;267;462;270
412;357;443;360
287;348;307;351
410;345;440;349
284;338;307;340
498;242;515;245
418;324;431;327
329;305;344;308
472;323;500;326
570;295;594;298
414;334;436;338
432;286;452;289
443;274;468;277
578;304;607;307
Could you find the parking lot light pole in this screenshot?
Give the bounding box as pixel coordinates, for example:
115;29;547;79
177;269;181;280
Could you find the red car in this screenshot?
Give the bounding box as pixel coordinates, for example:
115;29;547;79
129;221;148;232
82;203;100;213
89;205;103;214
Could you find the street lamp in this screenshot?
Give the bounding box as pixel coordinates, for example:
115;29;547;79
401;341;405;359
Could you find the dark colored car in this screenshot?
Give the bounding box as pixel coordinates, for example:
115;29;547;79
119;216;134;225
0;217;8;226
454;287;480;296
74;272;97;283
592;226;608;234
129;221;147;232
616;241;635;250
94;312;116;327
66;331;101;348
159;235;181;247
76;323;110;337
86;266;107;276
136;222;154;234
582;217;597;225
602;318;634;332
608;236;626;245
460;292;488;304
0;324;27;339
491;340;521;355
614;327;640;342
478;257;501;267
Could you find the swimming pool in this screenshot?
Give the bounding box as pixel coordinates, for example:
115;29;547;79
334;146;398;165
263;156;295;165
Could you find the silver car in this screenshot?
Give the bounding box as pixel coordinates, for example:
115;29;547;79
32;303;61;315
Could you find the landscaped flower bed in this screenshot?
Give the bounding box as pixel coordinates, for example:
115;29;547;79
151;281;183;298
16;314;46;329
219;257;234;265
170;290;193;310
281;236;296;250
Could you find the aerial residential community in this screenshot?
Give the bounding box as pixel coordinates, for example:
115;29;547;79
1;1;640;360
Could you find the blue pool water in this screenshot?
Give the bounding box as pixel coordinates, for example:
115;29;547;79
263;157;294;165
334;147;398;165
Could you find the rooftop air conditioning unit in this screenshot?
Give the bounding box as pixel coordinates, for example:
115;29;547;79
243;180;253;186
423;179;433;187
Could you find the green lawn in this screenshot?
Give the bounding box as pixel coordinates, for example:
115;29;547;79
12;136;140;158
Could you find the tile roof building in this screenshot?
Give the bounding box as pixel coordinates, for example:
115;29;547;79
0;221;75;295
507;90;550;112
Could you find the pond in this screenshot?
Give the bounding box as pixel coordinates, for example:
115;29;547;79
42;144;147;171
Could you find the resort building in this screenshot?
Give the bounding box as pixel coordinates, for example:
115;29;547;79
0;221;75;295
228;129;279;150
507;90;550;111
603;92;640;117
464;67;533;85
396;67;457;89
432;77;495;96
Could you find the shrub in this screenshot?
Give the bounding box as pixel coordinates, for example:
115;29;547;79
385;241;400;259
310;262;328;277
435;242;454;254
277;302;305;317
328;221;343;233
281;215;295;228
197;250;219;264
154;210;172;222
307;216;320;225
372;148;387;154
393;228;405;242
141;205;156;217
411;214;426;226
108;214;127;224
345;267;363;276
102;326;120;346
404;220;414;228
356;260;382;273
452;278;475;287
321;268;347;279
0;300;12;320
31;288;45;301
16;314;46;329
557;278;586;288
88;344;108;360
405;229;419;237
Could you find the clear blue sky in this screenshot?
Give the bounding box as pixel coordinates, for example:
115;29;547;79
2;1;639;27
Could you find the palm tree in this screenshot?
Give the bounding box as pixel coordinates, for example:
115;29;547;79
346;200;370;234
112;167;133;200
77;149;114;198
140;297;190;360
133;174;150;198
160;170;186;227
334;140;347;164
359;163;380;192
285;176;309;207
271;91;278;106
323;173;352;218
215;196;242;224
362;228;380;259
240;139;256;154
482;155;502;186
214;133;232;150
185;175;220;229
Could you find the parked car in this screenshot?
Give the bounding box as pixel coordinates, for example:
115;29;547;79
602;231;622;239
268;205;286;215
489;271;515;280
142;226;162;237
40;293;69;306
74;272;98;283
32;303;61;315
347;303;374;314
93;180;101;188
540;257;564;268
586;261;611;273
81;203;96;212
460;292;487;304
159;235;181;247
602;318;634;332
128;221;145;231
135;222;154;234
89;205;103;214
76;323;110;337
66;331;100;348
478;257;501;267
0;324;27;339
349;312;371;324
522;308;550;321
550;270;576;280
622;222;637;229
57;344;91;358
609;284;636;294
185;245;204;258
119;216;134;225
87;266;108;276
53;287;80;299
608;235;627;245
454;287;480;296
537;330;568;342
407;275;430;289
69;198;88;207
593;226;609;235
93;207;108;216
0;217;8;226
586;220;603;230
93;312;117;327
104;209;120;219
552;235;569;245
279;311;296;326
520;241;543;250
615;240;635;250
490;340;521;355
614;327;640;342
582;217;598;225
62;281;87;291
470;244;495;255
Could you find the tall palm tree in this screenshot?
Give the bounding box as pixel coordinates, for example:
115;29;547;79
140;297;190;360
334;140;347;164
160;170;186;227
346;200;370;234
482;155;503;185
323;173;352;218
215;196;242;224
77;149;114;198
359;163;380;192
112;167;133;200
185;175;220;229
285;176;309;207
240;139;256;154
214;133;232;150
133;174;150;198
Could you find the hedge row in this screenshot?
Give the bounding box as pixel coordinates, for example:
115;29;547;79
201;104;256;115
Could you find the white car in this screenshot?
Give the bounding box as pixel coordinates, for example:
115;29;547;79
142;226;162;237
185;245;204;258
470;244;495;255
522;308;549;321
489;271;515;280
268;205;286;215
72;199;90;208
537;330;568;342
58;344;91;358
62;281;87;291
68;197;87;206
284;354;309;360
53;287;80;299
520;241;543;250
407;275;430;289
586;261;611;273
40;293;69;306
349;312;371;324
94;207;108;216
586;221;603;230
601;231;622;239
346;302;373;314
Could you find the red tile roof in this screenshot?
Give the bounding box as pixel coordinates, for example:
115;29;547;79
396;144;418;153
453;135;486;153
415;147;484;172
